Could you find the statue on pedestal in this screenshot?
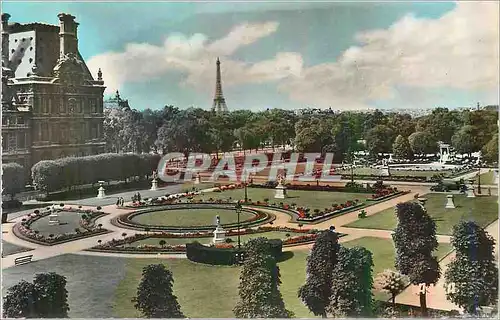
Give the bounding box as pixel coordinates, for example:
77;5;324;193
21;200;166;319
151;170;159;191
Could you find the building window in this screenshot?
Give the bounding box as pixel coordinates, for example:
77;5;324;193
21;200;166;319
17;132;25;149
8;133;16;151
42;123;49;141
17;116;24;125
2;117;8;126
2;134;6;150
91;124;97;139
90;99;97;113
68;98;76;113
60;98;65;113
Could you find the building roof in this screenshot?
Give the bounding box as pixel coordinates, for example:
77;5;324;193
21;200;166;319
8;22;59;33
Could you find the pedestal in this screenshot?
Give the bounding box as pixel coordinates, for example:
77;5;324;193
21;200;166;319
380;166;390;176
213;226;226;244
445;195;455;209
194;175;201;185
151;179;158;191
97;186;106;198
48;213;60;225
274;184;287;199
466;187;475;198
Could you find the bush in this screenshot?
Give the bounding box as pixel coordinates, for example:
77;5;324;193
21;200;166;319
186;239;282;265
96;206;102;211
2;163;25;198
2;199;22;210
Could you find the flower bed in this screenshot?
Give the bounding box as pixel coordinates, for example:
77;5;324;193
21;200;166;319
126;183;244;208
295;202;365;222
87;226;323;254
14;207;110;245
248;182;374;194
115;203;273;232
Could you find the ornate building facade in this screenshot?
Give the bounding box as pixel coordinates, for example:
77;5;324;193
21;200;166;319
1;13;106;173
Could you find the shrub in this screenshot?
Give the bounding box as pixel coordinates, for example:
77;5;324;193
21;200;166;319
1;163;25;198
96;206;102;210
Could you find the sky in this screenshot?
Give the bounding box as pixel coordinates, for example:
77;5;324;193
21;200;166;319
2;1;499;111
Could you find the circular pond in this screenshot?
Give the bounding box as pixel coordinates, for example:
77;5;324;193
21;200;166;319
115;203;273;231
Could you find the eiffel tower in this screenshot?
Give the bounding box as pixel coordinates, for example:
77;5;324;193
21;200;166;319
212;57;228;113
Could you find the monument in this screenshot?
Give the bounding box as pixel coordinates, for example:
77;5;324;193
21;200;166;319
48;209;60;225
274;175;287;199
380;158;390;176
151;170;158;191
97;181;106;198
439;142;451;164
195;173;201;185
212;215;226;244
445;194;455;209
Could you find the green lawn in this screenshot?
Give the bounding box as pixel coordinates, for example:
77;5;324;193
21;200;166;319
29;211;83;236
336;167;451;178
345;193;498;235
192;187;371;211
112;237;452;317
1;240;32;256
475;170;496;185
130;208;255;227
129;231;305;247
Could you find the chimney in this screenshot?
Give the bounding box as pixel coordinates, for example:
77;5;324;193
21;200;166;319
2;13;10;65
57;13;79;59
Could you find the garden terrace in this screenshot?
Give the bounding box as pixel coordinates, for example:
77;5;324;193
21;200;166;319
114;203;274;232
346;193;499;235
13;206;110;245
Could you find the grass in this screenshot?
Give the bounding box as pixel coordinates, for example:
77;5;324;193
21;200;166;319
29;210;83;236
345;193;499;235
130;208;255;227
128;231;305;247
1;240;32;256
112;237;453;318
475;170;496;185
192;187;371;211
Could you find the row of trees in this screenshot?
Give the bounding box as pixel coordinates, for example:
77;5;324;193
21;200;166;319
104;103;499;163
31;153;161;193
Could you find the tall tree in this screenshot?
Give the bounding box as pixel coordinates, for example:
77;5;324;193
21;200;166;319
392;135;413;160
388;113;416;138
392;202;441;316
451;125;481;156
298;229;340;317
133;264;185;318
2;273;69;319
481;133;498;164
32;272;70;318
327;246;374;317
234;238;293;318
416;108;462;143
2;280;37;318
295;117;334;154
365;125;394;158
444;221;498;315
408;131;438;156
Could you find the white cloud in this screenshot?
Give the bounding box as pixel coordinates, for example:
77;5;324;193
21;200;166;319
87;21;298;95
279;1;499;109
89;2;498;109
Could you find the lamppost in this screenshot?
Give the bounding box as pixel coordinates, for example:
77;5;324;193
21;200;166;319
477;156;482;194
244;180;248;203
235;202;242;249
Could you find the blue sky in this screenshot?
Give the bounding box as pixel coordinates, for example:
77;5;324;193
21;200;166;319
3;1;499;111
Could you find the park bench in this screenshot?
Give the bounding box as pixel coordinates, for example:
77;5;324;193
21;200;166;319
14;254;33;266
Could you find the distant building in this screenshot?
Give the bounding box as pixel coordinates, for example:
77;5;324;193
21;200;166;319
1;13;106;175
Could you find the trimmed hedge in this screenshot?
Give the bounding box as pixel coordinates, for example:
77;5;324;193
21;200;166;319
2;163;25;197
186;239;282;266
31;153;161;193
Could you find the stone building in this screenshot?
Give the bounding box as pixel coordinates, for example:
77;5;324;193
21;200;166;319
1;13;106;175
